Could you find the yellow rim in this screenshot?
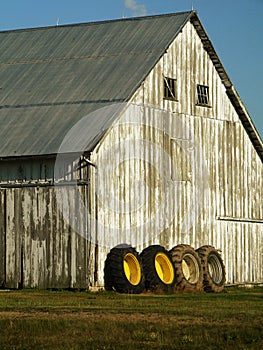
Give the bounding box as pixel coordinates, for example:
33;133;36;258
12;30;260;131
155;252;174;284
123;253;141;286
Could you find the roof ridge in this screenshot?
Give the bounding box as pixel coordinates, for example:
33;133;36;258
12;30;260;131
0;11;194;34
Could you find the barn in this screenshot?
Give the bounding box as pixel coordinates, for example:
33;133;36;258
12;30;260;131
0;11;262;290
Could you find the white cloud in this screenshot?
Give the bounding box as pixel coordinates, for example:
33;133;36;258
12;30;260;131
124;0;147;16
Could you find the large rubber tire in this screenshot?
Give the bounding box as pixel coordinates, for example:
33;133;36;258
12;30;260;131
104;251;114;291
140;245;176;293
104;246;145;294
170;244;203;292
196;245;226;293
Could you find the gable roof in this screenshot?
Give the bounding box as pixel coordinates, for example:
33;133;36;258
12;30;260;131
0;11;192;158
0;11;262;161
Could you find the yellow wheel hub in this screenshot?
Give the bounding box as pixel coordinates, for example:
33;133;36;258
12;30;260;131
123;253;141;286
155;252;174;284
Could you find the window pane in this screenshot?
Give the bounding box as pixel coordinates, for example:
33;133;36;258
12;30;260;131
164;77;177;100
197;84;209;105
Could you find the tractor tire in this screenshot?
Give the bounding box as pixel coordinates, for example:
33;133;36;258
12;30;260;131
104;252;114;291
196;245;226;293
104;246;145;294
170;244;203;292
140;245;175;293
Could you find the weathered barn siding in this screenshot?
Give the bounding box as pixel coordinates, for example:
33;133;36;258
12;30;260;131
0;189;5;287
2;185;91;289
134;21;238;121
89;19;263;286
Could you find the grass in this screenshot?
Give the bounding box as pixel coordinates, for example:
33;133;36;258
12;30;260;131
0;286;262;349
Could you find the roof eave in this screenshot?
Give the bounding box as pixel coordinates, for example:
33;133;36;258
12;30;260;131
190;13;263;162
226;86;263;161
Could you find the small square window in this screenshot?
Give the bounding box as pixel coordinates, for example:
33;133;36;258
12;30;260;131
197;84;210;106
164;77;177;100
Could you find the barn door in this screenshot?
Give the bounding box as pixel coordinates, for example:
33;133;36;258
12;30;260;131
0;189;6;287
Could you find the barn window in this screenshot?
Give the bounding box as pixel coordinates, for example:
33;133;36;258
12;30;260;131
196;84;210;106
164;77;177;100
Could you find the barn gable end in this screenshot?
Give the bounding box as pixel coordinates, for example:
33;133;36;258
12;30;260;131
129;18;263;284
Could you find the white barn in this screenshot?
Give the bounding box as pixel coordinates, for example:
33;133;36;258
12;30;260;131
0;11;262;289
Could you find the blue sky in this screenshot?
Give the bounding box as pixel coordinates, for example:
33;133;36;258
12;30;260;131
1;0;262;139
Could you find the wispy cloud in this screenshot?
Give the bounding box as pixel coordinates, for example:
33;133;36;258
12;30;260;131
124;0;147;17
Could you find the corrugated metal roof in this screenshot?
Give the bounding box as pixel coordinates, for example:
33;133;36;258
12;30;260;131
0;11;192;157
0;11;262;161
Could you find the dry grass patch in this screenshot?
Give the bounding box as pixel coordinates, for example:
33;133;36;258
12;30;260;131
0;287;262;349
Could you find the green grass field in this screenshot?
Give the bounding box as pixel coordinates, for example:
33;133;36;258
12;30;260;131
0;286;262;349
